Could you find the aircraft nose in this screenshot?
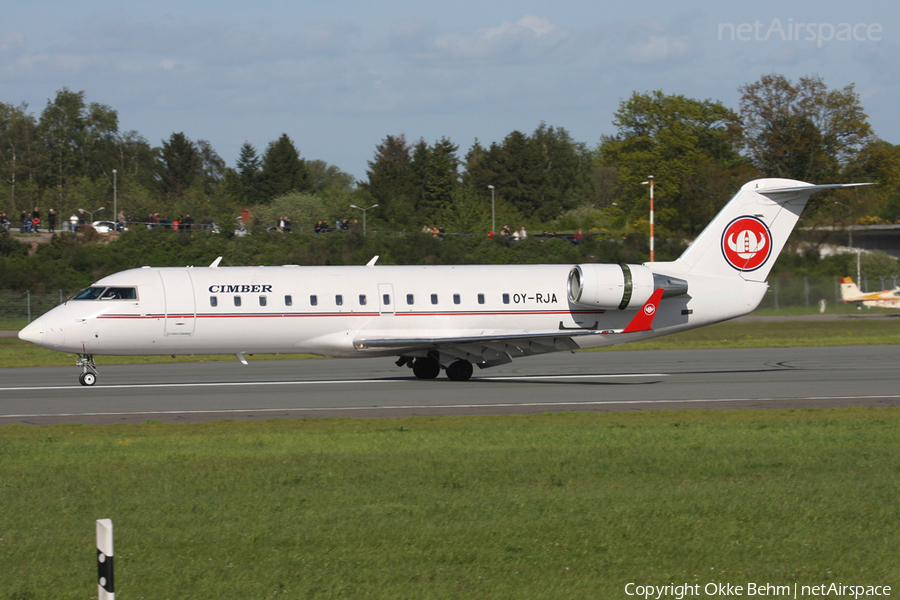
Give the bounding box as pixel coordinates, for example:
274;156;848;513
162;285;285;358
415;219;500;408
18;319;44;345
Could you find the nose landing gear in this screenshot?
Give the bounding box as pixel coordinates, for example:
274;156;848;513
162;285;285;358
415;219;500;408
76;354;98;386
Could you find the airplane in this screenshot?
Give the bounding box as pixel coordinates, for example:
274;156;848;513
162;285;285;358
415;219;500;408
18;178;871;386
839;277;900;308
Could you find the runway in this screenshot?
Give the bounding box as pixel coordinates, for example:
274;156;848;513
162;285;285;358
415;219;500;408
1;346;899;425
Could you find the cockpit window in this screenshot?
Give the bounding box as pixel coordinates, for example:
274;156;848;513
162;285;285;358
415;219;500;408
72;286;137;300
101;287;137;300
72;287;106;300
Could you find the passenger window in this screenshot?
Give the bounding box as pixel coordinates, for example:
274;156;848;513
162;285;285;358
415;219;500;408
259;296;267;307
210;296;217;307
431;294;438;305
310;295;317;306
502;293;510;304
285;295;292;307
383;294;390;305
477;293;485;305
453;293;460;305
336;294;343;306
234;296;242;307
406;294;414;305
359;294;367;305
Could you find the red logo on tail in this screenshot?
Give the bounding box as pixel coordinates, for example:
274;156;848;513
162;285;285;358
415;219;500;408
721;216;772;272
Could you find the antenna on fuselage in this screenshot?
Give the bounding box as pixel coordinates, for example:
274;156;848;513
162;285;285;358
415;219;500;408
366;256;379;267
209;257;223;268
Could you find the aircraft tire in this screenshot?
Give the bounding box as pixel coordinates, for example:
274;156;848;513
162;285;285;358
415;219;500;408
412;357;440;379
446;360;473;381
79;372;96;386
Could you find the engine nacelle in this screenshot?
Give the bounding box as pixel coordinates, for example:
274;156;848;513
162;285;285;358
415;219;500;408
567;264;688;310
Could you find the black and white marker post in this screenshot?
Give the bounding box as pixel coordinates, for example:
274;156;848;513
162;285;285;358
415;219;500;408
96;519;114;599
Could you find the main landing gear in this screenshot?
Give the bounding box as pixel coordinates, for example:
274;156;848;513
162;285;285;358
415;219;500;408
398;354;474;382
76;354;98;386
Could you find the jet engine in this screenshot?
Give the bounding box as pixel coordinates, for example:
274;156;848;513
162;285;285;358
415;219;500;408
567;264;688;310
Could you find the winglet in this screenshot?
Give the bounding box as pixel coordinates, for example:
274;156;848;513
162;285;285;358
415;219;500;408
622;288;665;333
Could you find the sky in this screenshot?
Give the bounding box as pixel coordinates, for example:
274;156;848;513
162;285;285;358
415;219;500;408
3;0;899;181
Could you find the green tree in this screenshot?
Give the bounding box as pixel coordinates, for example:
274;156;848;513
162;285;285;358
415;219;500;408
464;124;595;223
599;91;745;234
258;134;310;200
159;132;202;200
0;102;39;215
38;89;120;204
411;137;460;221
250;192;325;232
236;142;263;205
361;134;416;229
738;74;873;182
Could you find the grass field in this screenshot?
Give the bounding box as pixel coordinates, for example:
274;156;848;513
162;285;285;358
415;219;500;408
1;409;898;599
3;313;899;598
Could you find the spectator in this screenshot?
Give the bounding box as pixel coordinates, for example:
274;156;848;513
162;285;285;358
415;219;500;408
520;226;527;239
0;212;8;229
48;209;57;233
284;216;291;233
70;214;78;232
78;209;87;231
573;229;584;245
183;214;194;232
32;206;40;231
20;211;27;233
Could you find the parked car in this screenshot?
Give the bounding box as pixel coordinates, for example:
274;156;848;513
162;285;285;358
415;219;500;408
92;221;127;233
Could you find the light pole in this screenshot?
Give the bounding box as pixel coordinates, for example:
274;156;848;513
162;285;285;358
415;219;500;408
641;176;655;262
350;203;378;235
79;206;106;224
488;185;495;235
112;169;118;229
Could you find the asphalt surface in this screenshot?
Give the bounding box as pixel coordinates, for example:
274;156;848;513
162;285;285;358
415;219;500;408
1;345;898;425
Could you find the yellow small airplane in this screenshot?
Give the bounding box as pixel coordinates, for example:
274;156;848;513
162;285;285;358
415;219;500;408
840;277;900;308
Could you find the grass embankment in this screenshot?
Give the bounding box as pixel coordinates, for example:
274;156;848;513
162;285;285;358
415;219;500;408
1;409;898;598
3;315;899;367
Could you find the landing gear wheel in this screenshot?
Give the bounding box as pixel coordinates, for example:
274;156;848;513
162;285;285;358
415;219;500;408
412;357;441;379
76;354;98;386
446;360;473;381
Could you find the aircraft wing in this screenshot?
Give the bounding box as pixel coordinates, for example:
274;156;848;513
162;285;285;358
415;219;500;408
353;289;666;367
353;330;592;367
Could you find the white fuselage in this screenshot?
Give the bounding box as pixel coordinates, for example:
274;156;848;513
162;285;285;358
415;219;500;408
26;261;766;360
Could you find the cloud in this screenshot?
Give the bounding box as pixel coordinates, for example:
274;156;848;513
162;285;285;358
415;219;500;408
624;34;692;64
388;15;577;65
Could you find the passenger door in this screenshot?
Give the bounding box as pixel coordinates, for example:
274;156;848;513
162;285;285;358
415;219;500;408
159;270;196;335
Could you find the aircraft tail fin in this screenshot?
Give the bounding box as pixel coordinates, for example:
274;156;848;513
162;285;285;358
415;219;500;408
673;179;873;283
840;277;863;302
